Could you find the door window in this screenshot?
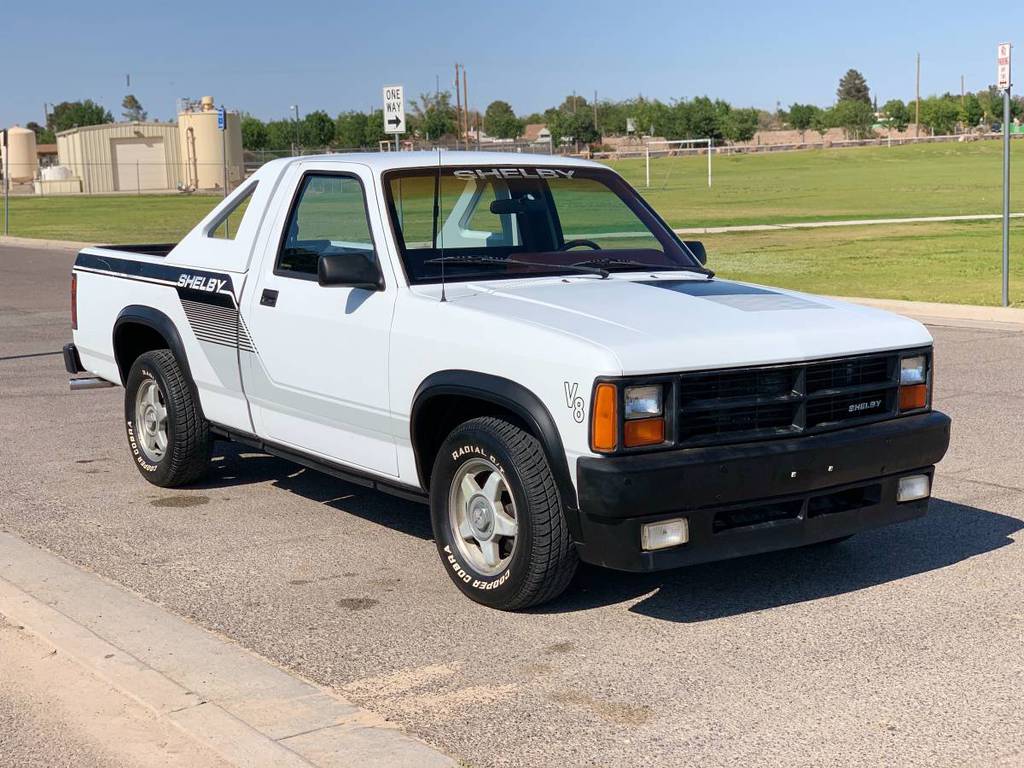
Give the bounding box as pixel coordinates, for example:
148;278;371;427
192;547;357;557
276;174;376;278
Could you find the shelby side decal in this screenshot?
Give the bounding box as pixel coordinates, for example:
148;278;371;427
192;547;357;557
73;251;255;353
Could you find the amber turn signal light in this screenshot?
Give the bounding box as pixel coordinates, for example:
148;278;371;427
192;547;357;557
899;383;927;411
624;417;666;448
591;383;618;452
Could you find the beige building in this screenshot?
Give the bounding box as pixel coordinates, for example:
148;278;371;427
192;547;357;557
56;122;184;194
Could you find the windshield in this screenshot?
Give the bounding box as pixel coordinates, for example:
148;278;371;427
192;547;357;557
383;166;702;284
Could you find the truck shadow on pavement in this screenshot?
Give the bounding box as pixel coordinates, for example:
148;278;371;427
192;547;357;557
546;498;1022;622
203;444;434;539
202;446;1020;622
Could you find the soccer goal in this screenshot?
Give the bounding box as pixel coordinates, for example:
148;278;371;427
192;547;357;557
643;138;713;189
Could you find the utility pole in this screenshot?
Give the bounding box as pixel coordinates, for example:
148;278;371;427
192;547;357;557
454;63;462;148
915;53;921;138
462;65;469;142
593;90;598;132
961;74;965;108
290;104;300;156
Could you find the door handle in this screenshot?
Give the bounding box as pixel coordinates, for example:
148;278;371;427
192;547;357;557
260;289;279;307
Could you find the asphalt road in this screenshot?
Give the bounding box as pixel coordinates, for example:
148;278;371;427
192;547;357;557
2;244;1023;767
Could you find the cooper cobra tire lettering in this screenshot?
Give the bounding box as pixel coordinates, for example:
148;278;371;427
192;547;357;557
430;417;578;610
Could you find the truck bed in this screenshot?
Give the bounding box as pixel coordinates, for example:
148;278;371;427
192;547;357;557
96;243;177;258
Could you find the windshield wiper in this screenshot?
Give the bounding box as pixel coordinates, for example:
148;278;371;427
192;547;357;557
572;257;714;277
424;255;609;278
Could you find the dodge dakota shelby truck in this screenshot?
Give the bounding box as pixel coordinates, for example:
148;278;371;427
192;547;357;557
65;152;951;610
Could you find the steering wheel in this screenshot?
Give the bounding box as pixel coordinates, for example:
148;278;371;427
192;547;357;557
559;239;602;251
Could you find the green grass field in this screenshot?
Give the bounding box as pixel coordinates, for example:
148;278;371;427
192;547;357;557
4;140;1023;305
705;219;1024;306
609;139;1024;227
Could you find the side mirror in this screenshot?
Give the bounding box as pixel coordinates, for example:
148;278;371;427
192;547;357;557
683;240;707;265
318;252;384;290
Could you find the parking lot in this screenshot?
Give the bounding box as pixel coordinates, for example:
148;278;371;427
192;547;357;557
2;242;1023;767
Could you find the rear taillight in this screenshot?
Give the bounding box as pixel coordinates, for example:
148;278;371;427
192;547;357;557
70;273;78;330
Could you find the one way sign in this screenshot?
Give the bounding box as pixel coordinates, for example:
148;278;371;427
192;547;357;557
382;85;406;134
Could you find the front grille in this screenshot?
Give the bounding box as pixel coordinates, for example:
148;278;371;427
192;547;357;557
677;352;900;446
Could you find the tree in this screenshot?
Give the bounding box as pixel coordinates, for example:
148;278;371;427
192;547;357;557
301;110;335;147
26;121;55;144
881;99;910;132
918;96;960;136
836;69;871;105
960;93;983;128
265;120;297;150
544;108;599;147
121;94;147;122
788;103;818;140
722;108;759;143
240;115;268;150
412;91;457;139
687;96;725;141
832;99;875;139
558;94;588;113
335;111;371;148
47;100;112;133
483;100;524;139
811;107;834;138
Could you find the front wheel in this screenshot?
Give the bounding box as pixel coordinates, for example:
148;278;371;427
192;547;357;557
124;349;211;487
430;417;578;610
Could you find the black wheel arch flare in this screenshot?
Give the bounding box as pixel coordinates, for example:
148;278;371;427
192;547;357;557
411;370;582;541
112;305;201;409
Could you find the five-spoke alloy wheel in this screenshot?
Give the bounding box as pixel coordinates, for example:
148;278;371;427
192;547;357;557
123;349;210;487
430;416;578;610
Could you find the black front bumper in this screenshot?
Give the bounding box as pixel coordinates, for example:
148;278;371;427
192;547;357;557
575;411;951;571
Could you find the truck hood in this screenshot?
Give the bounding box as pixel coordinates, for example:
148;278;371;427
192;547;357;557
439;274;933;374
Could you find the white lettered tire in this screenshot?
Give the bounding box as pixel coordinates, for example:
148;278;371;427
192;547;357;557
430;417;578;610
123;349;211;487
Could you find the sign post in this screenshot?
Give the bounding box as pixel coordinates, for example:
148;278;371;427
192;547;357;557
382;85;405;151
2;129;8;236
217;107;229;236
998;43;1012;306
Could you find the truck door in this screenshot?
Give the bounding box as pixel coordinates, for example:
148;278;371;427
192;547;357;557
240;164;399;476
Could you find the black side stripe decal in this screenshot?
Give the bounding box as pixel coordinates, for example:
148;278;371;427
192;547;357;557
74;251;255;353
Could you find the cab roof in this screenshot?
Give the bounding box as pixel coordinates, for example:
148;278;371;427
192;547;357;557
263;151;607;174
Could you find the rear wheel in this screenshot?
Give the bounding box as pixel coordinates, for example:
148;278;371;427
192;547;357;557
124;349;210;487
430;416;578;610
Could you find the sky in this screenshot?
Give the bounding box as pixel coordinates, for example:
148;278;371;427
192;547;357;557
3;0;1022;128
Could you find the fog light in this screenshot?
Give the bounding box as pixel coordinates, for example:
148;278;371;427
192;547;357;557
897;474;931;503
641;518;689;551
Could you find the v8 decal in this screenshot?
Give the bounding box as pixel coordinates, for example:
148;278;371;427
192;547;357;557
564;382;586;423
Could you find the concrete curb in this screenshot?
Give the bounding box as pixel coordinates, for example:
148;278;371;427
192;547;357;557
830;295;1024;331
0;531;456;768
0;235;92;251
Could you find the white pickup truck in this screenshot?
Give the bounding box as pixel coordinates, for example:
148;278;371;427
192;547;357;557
66;152;951;609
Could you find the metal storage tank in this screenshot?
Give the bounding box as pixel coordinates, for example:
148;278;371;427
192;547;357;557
2;126;38;182
56;122;184;194
178;97;244;191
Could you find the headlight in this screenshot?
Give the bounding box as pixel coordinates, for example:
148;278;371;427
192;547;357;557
900;355;927;385
623;385;666;447
624;385;663;419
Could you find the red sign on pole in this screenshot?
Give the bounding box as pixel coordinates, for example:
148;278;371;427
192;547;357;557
998;43;1011;90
